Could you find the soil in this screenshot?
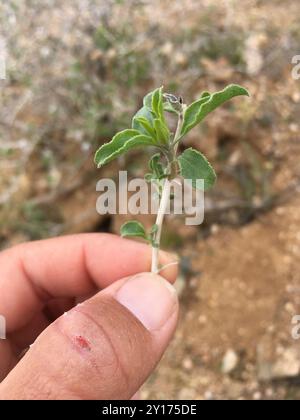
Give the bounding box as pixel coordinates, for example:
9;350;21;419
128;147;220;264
143;196;300;399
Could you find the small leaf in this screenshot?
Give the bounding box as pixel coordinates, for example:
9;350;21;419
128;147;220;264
181;84;249;137
94;129;154;168
149;153;160;171
133;116;156;139
150;224;159;235
200;91;211;99
178;148;216;191
151;87;164;119
143;89;155;109
143;87;163;113
153;118;170;145
163;93;183;114
144;173;153;183
120;221;147;240
163;101;178;114
132;106;154;130
134;105;154;121
150;224;159;247
158;173;169;180
149;153;164;178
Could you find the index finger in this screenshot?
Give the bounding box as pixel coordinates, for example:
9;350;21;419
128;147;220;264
0;233;177;332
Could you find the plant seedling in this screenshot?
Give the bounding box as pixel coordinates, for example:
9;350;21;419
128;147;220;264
95;84;249;273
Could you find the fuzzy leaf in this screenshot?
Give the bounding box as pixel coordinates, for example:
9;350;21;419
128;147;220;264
163;101;178;114
178;148;216;191
153;118;169;144
143;89;155;109
94;129;154;168
181;84;249;137
144;173;153;183
133;117;156;139
151;87;164;119
149;153;164;178
132;105;153;127
150;224;159;234
120;221;147;240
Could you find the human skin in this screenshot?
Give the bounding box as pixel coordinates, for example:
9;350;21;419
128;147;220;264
0;233;178;400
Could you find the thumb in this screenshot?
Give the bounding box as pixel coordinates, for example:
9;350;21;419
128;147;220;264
0;273;178;400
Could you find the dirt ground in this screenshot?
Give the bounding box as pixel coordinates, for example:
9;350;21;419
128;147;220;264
143;196;300;399
1;0;300;400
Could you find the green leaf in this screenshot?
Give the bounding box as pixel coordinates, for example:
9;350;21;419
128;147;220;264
133;116;156;139
163;101;178;114
181;84;249;137
149;153;164;178
150;224;159;235
178;148;216;191
94;129;154;168
132;105;154;122
132;105;154;129
120;221;147;240
163;93;183;114
143;89;155;109
153;118;170;145
144;173;153;183
200;91;211;99
151;87;164;119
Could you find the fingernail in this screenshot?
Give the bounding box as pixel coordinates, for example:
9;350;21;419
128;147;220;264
116;273;177;331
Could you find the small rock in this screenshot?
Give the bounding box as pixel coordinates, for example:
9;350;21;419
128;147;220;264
204;390;214;400
253;391;262;400
292;91;300;103
222;349;239;374
182;357;193;371
198;315;207;325
245;34;264;76
160;42;173;56
272;348;300;378
265;388;274;398
284;302;295;314
189;277;198;289
174;52;187;67
178;388;195;400
258;340;300;380
289;123;299;133
211;224;220;235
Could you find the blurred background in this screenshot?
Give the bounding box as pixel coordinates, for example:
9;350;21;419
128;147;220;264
1;0;300;400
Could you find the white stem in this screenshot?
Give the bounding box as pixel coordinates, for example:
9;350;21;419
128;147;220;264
151;107;185;274
151;179;170;273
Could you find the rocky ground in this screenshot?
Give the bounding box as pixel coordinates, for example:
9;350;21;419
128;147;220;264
143;196;300;399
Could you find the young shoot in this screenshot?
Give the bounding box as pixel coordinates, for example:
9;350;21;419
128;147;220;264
95;84;249;273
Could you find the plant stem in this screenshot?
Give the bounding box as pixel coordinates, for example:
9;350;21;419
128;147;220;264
151;178;170;273
151;110;184;273
173;112;183;154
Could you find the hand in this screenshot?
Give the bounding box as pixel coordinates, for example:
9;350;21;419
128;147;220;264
0;234;178;400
